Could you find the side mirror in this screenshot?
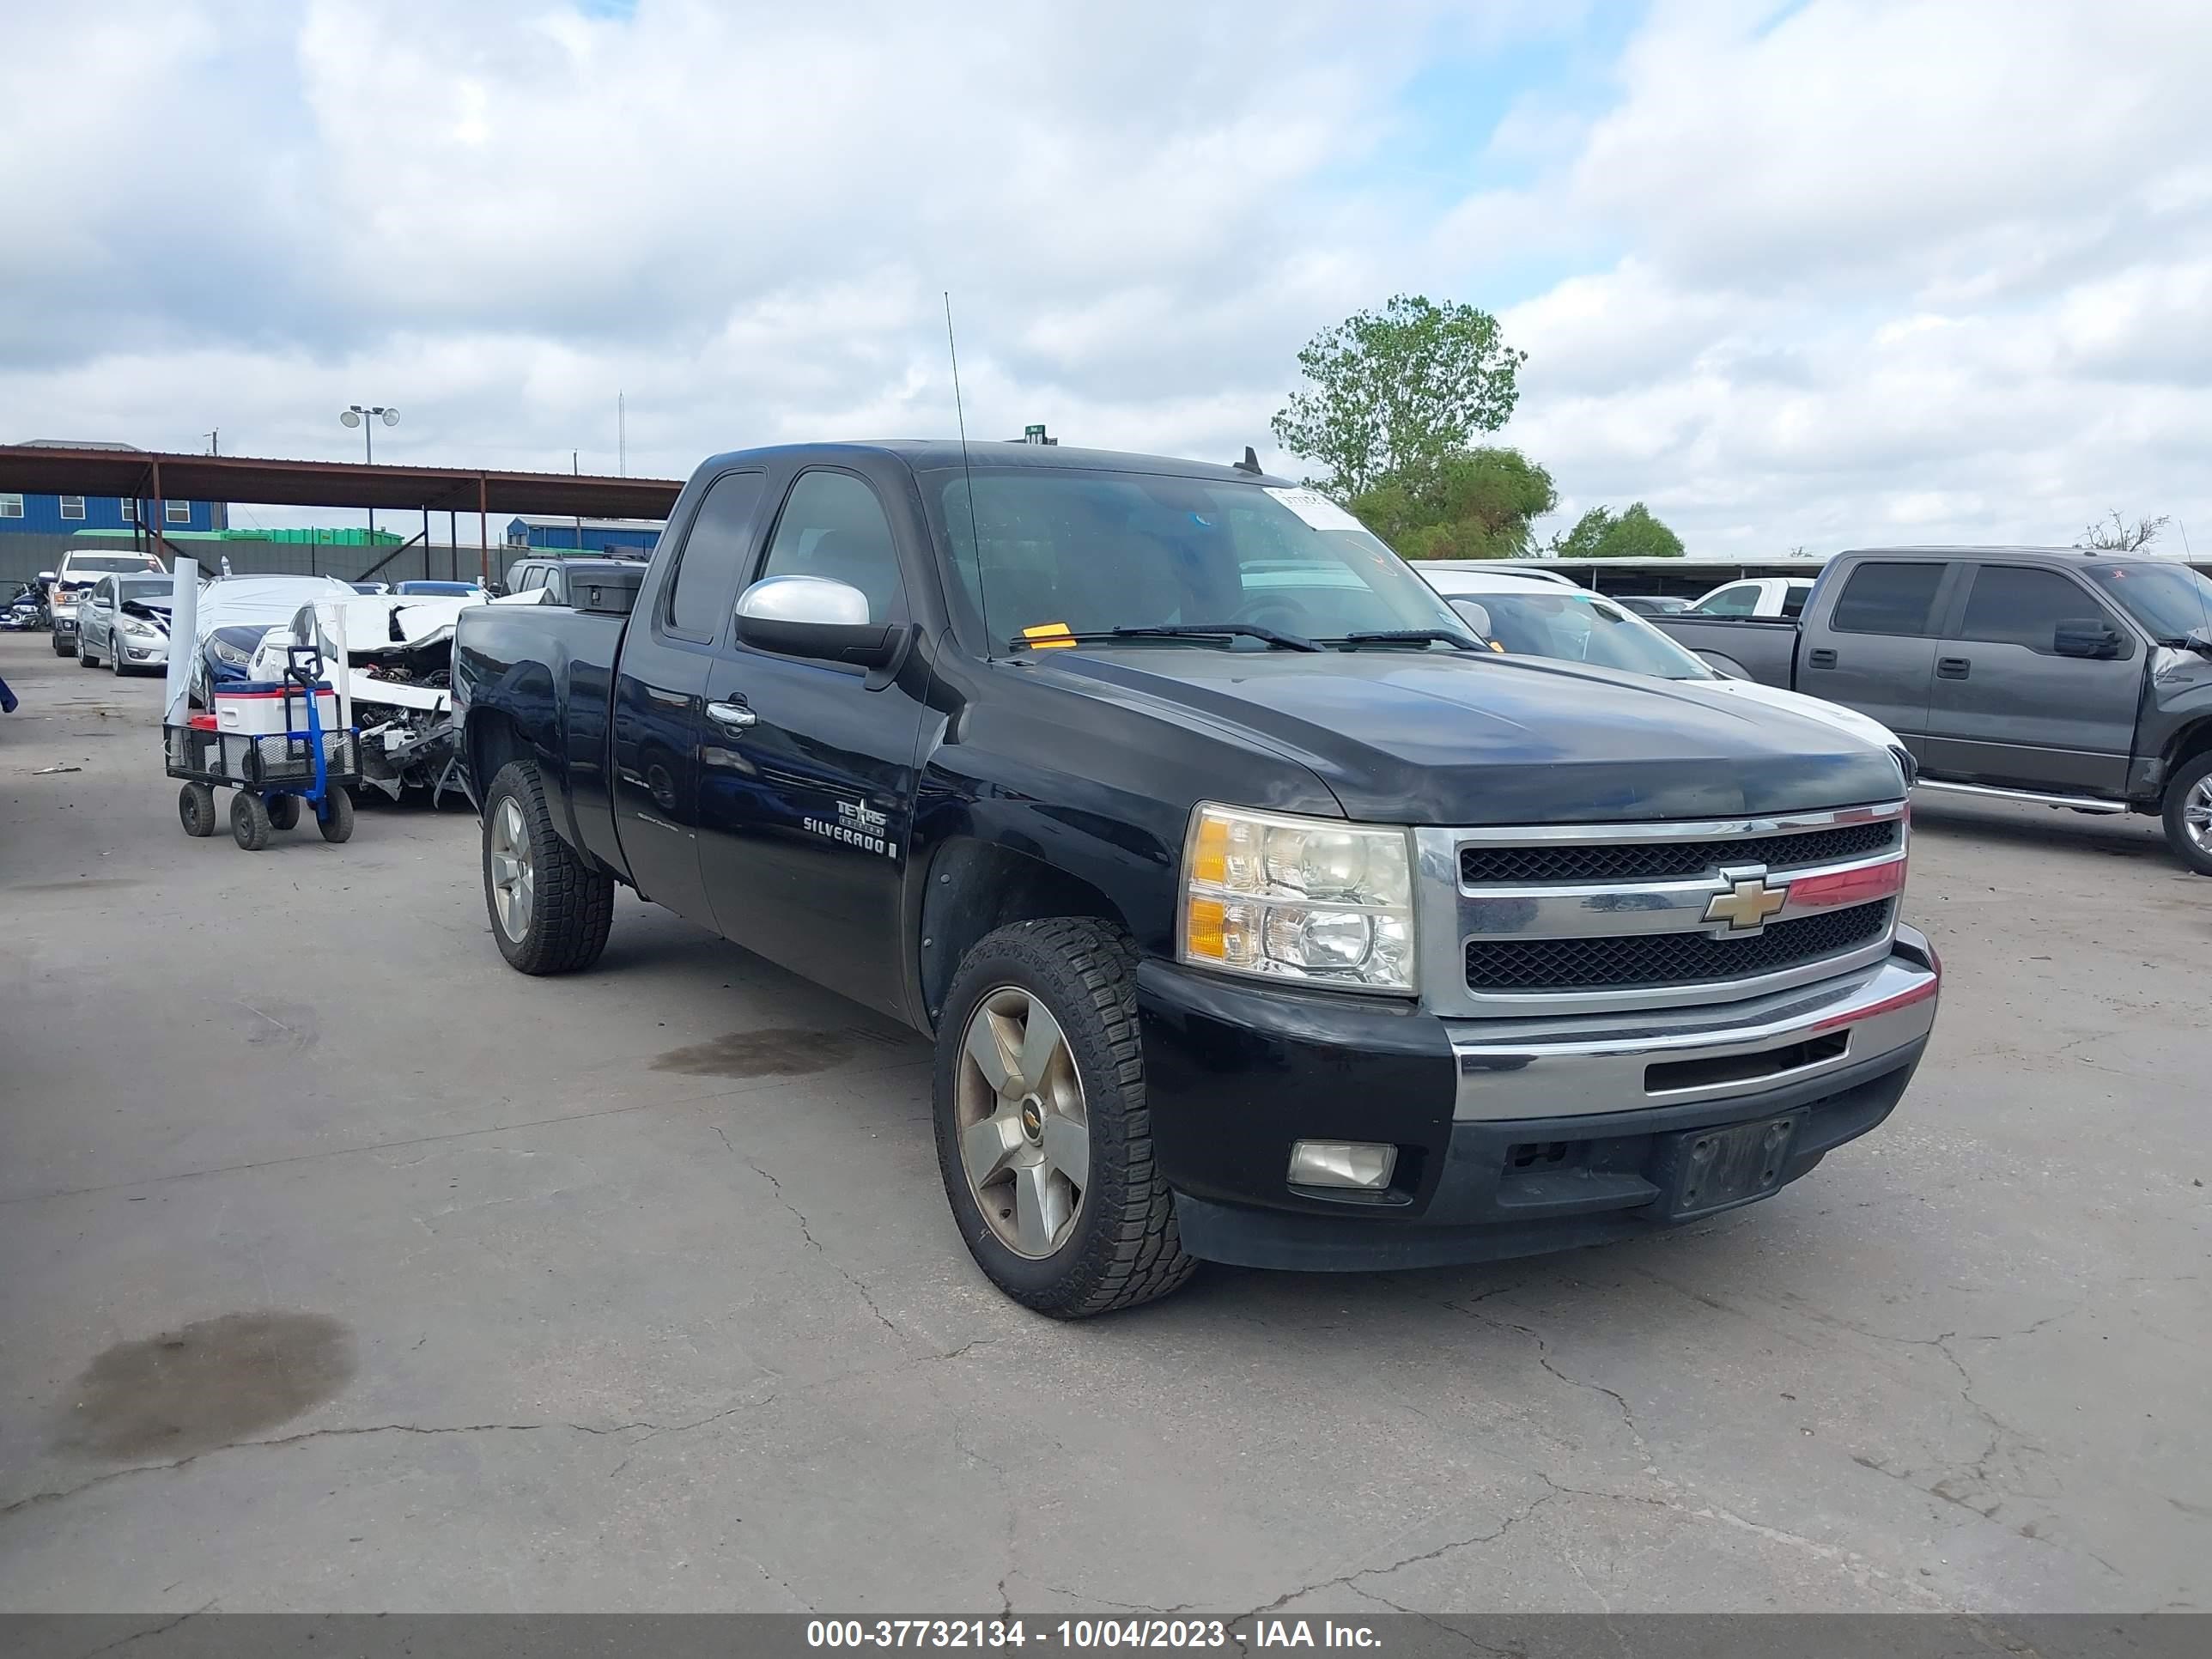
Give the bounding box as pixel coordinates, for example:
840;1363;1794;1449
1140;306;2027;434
735;575;901;668
37;571;55;584
2052;619;2122;659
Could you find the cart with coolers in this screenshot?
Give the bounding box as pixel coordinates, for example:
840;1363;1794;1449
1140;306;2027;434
167;644;359;851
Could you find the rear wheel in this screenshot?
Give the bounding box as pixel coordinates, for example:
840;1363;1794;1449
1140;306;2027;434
2160;751;2212;876
178;783;217;838
266;793;301;830
933;918;1196;1318
231;792;272;852
482;761;614;974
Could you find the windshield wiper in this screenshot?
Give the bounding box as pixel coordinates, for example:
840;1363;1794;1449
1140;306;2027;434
1319;630;1486;653
1009;623;1321;653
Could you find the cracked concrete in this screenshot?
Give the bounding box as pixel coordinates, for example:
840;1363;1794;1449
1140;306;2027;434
0;635;2206;1613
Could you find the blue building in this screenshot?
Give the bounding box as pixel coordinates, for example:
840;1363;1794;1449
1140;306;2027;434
505;514;662;555
0;440;226;534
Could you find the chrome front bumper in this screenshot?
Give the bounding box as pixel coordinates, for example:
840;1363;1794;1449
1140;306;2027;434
1449;925;1940;1121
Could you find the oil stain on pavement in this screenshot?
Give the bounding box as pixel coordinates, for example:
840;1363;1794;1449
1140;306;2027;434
57;1311;356;1461
650;1025;887;1078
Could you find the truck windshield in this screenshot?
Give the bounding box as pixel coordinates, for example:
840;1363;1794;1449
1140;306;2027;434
933;469;1470;651
2081;562;2212;643
1449;589;1713;679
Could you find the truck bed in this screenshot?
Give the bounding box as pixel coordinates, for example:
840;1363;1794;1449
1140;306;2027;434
1652;614;1799;687
452;603;629;874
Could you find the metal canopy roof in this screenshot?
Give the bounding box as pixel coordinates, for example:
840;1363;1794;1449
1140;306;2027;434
0;445;683;519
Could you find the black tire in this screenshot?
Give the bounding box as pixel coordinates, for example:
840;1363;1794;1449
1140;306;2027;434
178;783;217;838
2160;750;2212;876
78;636;100;668
231;791;272;852
317;787;356;844
482;760;614;974
933;918;1197;1318
54;635;76;658
265;793;301;830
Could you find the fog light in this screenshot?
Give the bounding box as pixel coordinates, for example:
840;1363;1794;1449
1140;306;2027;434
1288;1139;1397;1190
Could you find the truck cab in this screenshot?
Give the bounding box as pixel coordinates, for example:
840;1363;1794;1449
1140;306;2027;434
454;442;1939;1316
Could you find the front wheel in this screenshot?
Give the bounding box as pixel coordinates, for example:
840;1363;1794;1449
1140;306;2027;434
77;637;99;667
482;760;615;974
2161;751;2212;876
52;636;74;658
318;787;356;844
179;783;216;838
933;918;1196;1318
231;791;271;852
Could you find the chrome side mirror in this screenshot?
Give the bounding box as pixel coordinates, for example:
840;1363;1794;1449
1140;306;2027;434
735;575;899;667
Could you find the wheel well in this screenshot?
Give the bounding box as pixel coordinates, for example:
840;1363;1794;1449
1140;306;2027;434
2165;718;2212;781
918;840;1130;1030
466;708;526;804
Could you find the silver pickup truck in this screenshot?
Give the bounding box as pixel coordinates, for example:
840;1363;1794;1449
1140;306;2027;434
1653;546;2212;872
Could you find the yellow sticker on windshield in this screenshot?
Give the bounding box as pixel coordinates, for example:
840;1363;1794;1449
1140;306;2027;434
1022;622;1077;649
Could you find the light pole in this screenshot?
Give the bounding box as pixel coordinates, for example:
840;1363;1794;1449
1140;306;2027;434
340;404;399;543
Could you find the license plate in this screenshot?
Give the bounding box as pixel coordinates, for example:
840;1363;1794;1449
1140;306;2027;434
1663;1115;1800;1218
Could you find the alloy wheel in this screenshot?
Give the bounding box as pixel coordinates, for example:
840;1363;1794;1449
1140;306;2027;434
488;797;534;940
954;985;1090;1259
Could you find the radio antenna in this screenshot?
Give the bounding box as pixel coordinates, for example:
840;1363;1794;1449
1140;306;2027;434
945;290;992;649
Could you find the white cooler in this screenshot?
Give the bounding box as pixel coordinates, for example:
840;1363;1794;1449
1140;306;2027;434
213;681;340;737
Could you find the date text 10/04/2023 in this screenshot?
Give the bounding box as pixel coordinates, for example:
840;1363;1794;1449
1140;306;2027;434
805;1620;1383;1650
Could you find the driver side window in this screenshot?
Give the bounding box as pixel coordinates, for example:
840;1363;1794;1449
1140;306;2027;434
757;471;907;624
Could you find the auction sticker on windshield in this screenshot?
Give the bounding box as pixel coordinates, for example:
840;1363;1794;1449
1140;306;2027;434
1263;487;1364;532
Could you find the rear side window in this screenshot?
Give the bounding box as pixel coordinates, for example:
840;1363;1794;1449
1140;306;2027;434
1959;566;2115;653
1831;562;1945;636
1780;584;1809;619
665;471;767;640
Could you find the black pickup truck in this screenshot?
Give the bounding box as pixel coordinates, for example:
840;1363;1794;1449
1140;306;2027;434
1655;546;2212;873
453;441;1940;1316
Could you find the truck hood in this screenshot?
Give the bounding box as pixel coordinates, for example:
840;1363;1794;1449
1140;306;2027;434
1028;647;1905;825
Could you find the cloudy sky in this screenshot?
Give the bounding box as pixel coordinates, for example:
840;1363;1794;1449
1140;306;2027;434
3;0;2209;554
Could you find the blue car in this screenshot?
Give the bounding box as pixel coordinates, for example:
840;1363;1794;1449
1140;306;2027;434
395;580;484;598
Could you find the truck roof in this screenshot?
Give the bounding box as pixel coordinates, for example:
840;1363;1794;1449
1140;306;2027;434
695;440;1293;489
1838;544;2187;562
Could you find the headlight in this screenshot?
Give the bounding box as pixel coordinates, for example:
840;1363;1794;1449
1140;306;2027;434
210;637;252;665
1179;804;1417;993
121;617;155;637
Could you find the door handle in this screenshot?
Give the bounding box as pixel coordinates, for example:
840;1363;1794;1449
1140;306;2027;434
1807;648;1837;669
705;699;757;732
1936;657;1970;679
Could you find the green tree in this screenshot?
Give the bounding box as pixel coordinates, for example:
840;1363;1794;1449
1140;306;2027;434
1549;502;1686;559
1272;295;1528;497
1349;447;1557;561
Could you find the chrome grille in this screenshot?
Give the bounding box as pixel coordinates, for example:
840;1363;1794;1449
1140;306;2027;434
1463;901;1893;994
1418;803;1909;1017
1458;817;1899;885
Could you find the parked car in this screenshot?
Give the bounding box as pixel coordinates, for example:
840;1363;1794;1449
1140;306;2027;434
46;550;166;657
1418;568;1911;773
1653;547;2212;872
350;581;392;595
74;573;178;675
191;576;362;702
1614;594;1692;617
1685;576;1817;619
396;580;486;598
455;441;1936;1317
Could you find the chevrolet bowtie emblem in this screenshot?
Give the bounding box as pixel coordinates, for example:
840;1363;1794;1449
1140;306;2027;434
1705;871;1790;932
